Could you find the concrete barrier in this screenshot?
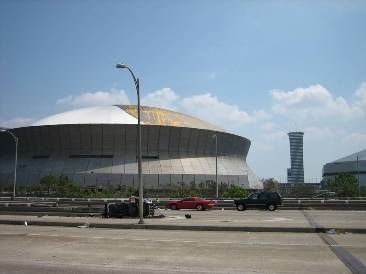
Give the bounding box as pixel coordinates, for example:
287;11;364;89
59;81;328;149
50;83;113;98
0;198;366;215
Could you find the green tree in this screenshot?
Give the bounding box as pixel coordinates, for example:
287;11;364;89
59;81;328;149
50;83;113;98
326;173;359;197
291;184;317;198
263;178;279;192
127;186;139;197
55;175;79;196
222;185;249;198
40;175;58;196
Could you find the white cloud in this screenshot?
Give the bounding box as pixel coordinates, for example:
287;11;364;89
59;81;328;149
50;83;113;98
271;84;364;121
354;82;366;111
261;130;287;141
260;122;276;131
343;132;366;146
209;72;216;78
303;126;347;141
141;88;179;110
56;89;130;107
181;93;269;127
54;87;268;131
251;140;275;151
0;117;35;128
252;130;287;152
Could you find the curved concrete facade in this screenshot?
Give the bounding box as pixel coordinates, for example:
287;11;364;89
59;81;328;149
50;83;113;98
0;123;258;189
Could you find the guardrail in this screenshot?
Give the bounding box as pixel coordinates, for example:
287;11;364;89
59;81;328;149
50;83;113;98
213;199;366;210
2;196;366;202
0;197;366;216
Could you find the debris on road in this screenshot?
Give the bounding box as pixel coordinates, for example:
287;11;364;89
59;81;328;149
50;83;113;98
77;223;90;228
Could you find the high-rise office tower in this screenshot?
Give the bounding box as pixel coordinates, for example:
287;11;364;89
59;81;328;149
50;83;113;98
287;132;304;183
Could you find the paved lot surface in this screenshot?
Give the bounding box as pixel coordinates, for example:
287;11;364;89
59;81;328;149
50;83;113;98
1;224;365;274
306;210;366;228
1;209;366;230
330;234;366;268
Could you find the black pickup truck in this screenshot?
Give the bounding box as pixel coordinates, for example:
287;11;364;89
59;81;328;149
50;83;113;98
234;191;282;211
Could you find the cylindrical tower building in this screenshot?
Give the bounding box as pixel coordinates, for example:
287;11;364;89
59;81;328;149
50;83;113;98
287;131;304;183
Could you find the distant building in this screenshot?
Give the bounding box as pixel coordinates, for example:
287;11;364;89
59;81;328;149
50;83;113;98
287;132;304;183
323;149;366;187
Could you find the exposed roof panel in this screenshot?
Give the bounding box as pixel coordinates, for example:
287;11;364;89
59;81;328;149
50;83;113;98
118;105;222;131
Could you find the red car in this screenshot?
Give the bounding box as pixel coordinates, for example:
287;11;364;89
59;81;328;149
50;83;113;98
165;197;215;211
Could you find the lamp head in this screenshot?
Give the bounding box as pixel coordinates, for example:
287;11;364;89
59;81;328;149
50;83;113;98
116;63;127;69
0;127;8;132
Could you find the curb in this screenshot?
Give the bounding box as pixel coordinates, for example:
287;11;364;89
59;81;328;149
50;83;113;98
0;219;365;234
0;211;102;217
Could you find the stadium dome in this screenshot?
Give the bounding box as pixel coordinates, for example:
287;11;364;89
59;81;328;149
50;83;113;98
31;105;222;132
323;149;366;188
0;105;260;190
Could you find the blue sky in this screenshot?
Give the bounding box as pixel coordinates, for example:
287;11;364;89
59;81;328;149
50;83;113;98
1;0;366;182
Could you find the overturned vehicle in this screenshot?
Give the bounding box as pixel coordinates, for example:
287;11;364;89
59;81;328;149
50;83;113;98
104;197;160;218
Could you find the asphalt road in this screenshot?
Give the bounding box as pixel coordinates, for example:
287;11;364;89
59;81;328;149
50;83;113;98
1;224;365;273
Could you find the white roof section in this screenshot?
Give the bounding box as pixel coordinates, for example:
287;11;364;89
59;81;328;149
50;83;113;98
31;106;138;126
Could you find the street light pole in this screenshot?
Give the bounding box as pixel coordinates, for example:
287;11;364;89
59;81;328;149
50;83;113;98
0;128;18;201
357;155;360;197
115;63;144;224
212;134;218;199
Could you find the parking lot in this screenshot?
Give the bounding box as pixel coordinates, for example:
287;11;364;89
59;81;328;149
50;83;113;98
159;209;366;229
1;224;365;274
0;210;366;273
